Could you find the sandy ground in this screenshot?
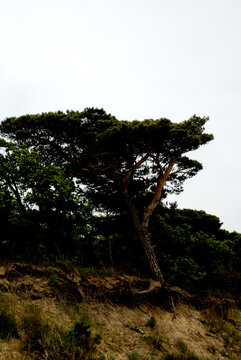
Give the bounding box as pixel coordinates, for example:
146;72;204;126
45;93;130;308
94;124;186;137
0;262;240;360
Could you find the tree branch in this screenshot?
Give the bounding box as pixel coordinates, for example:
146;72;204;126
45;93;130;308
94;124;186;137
151;153;164;173
142;156;177;229
122;153;150;188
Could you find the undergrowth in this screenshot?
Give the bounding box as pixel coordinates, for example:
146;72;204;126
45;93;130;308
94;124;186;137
1;270;241;360
162;339;200;360
0;293;18;339
201;308;241;358
0;291;102;359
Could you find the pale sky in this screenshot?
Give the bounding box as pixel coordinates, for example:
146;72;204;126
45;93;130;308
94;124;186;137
1;0;241;232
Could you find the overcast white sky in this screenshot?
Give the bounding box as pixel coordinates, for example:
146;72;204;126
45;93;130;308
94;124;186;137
1;0;241;232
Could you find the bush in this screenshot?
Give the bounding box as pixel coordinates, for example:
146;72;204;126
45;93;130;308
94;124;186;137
146;316;155;328
55;319;101;360
47;274;62;286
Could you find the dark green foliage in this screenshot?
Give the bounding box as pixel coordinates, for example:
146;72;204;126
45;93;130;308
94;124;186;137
0;110;211;220
47;274;62;286
0;108;240;293
65;321;96;348
46;266;66;288
59;320;101;360
0;139;94;262
148;204;238;290
90;203;239;291
0;109;213;280
146;316;156;328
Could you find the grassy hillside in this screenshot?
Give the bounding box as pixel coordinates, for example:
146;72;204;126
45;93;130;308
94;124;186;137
0;262;241;360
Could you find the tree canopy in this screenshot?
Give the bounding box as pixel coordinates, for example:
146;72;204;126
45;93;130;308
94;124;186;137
0;108;212;193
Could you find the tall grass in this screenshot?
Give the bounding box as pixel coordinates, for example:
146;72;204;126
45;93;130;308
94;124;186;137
0;291;101;360
201;308;241;358
0;292;18;339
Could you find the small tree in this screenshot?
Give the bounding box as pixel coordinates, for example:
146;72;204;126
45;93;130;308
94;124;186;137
0;108;213;281
0;138;90;258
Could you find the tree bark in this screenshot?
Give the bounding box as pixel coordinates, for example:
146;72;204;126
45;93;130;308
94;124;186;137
142;157;176;229
138;228;165;284
120;158;176;283
122;189;165;284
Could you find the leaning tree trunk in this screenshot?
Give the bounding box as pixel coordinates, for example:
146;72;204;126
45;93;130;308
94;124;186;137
122;188;175;311
122;189;165;284
136;220;175;311
137;225;165;284
120;157;177;282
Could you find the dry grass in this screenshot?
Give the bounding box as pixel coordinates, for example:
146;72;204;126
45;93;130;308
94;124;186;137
201;307;241;359
0;263;241;360
0;339;31;360
1;294;239;360
0;291;102;359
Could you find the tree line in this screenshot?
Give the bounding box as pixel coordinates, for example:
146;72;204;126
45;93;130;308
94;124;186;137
0;108;240;293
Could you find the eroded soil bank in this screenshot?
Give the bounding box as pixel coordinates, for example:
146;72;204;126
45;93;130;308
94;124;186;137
0;262;240;360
